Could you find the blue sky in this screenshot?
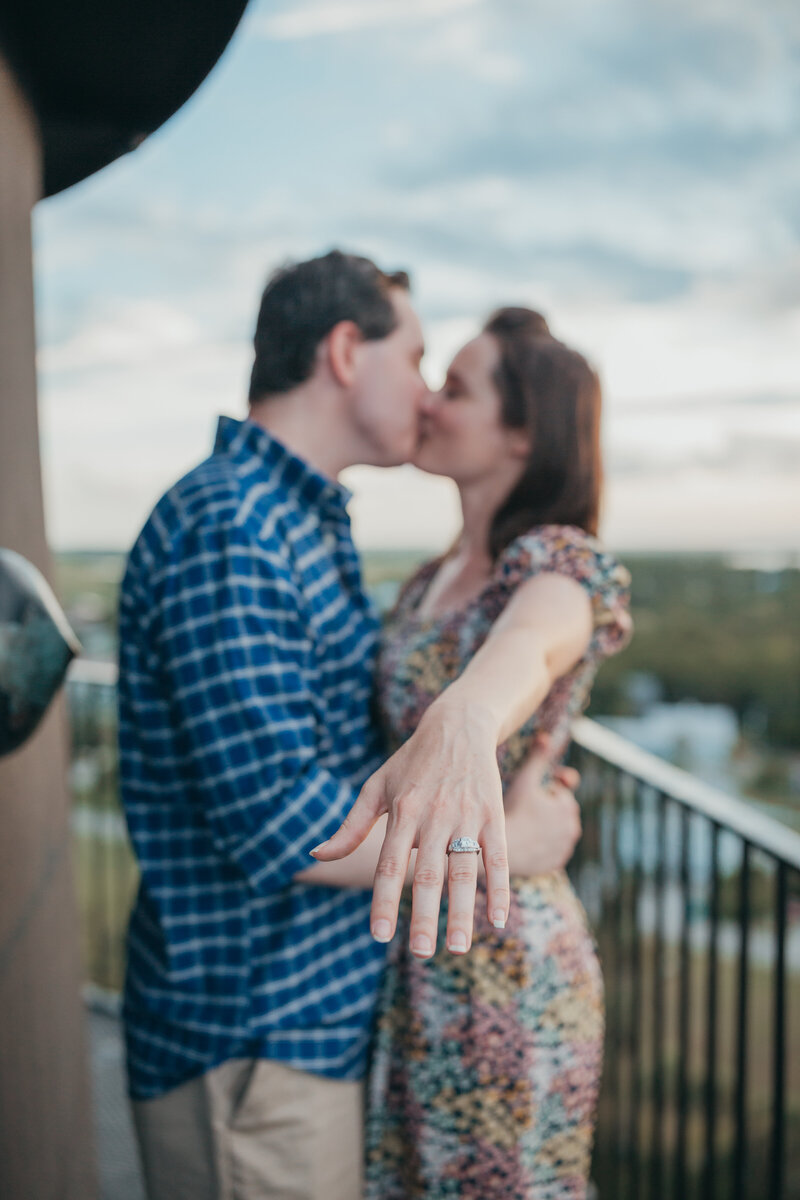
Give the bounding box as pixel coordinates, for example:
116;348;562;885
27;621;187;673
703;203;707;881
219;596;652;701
34;0;800;555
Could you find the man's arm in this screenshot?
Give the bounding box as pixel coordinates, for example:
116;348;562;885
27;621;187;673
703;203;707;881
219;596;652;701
155;523;362;893
312;572;593;956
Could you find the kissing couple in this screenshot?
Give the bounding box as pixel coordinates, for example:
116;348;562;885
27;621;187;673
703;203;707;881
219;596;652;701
119;249;631;1199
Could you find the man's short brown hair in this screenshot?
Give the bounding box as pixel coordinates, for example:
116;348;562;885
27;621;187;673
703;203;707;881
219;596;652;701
248;250;410;401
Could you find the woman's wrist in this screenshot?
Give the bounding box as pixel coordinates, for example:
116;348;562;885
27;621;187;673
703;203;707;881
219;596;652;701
423;690;502;745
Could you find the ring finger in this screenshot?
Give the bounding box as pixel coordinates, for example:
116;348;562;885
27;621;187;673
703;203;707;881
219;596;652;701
444;837;480;954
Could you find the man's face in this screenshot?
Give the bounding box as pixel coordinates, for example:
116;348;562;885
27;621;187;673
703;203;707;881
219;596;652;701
349;288;429;467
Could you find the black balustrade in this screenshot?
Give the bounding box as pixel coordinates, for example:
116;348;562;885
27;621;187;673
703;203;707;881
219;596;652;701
66;668;800;1197
570;718;800;1200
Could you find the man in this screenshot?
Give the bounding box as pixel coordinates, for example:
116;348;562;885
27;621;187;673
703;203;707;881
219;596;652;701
119;250;580;1199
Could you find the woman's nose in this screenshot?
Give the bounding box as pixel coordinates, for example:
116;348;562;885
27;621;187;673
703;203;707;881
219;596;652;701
418;387;438;416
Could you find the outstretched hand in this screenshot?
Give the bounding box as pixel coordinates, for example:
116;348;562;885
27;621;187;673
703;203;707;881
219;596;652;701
311;701;508;958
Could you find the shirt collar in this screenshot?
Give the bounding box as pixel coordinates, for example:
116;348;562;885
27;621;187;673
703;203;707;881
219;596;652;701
214;415;352;515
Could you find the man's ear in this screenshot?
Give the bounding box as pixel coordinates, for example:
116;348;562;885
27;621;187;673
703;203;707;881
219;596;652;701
326;320;363;388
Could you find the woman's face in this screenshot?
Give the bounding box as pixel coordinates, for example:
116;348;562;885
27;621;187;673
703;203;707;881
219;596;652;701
413;333;529;485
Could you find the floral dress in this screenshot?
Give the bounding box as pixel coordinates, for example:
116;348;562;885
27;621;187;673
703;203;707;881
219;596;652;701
365;525;632;1200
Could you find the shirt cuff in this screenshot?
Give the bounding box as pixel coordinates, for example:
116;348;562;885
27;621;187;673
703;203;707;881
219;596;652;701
239;772;360;893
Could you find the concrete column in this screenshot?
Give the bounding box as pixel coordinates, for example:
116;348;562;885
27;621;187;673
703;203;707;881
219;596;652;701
0;54;96;1200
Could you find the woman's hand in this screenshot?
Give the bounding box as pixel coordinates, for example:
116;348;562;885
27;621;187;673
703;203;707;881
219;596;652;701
312;700;508;960
313;575;592;959
503;736;582;875
505;777;582;876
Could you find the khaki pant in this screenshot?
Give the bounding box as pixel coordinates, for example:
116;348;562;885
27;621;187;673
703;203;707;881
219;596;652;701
131;1058;364;1200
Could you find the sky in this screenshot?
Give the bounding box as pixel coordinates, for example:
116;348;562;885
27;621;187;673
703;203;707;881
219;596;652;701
33;0;800;557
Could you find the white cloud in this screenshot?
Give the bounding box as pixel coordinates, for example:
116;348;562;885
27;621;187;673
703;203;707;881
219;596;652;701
38;323;252;548
253;0;485;41
604;466;800;555
562;273;800;404
412;12;523;84
38;300;201;373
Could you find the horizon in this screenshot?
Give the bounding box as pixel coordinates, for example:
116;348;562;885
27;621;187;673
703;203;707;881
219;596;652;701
52;543;800;569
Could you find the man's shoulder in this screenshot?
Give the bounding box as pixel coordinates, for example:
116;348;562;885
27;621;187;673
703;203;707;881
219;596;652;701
122;453;297;599
124;456;234;573
163;455;244;538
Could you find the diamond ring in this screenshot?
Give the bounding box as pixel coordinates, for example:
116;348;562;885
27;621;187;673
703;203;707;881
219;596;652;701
447;837;481;855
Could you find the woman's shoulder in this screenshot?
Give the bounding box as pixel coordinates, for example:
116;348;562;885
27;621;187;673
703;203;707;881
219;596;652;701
494;524;632;658
497;523;627;580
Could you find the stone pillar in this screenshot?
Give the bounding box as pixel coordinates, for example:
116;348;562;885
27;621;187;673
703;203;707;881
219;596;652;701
0;54;96;1200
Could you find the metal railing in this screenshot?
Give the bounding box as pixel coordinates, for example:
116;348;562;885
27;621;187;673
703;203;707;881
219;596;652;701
68;660;135;1000
66;663;800;1197
569;718;800;1200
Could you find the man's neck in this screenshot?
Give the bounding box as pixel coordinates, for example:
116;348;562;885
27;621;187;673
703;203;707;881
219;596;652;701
248;384;354;480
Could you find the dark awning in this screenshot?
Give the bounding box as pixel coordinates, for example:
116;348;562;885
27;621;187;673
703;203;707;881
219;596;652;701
0;0;250;196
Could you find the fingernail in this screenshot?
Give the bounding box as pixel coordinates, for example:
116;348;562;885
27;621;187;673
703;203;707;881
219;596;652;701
310;842;328;856
372;919;392;943
411;935;433;958
447;932;468;953
491;910;506;929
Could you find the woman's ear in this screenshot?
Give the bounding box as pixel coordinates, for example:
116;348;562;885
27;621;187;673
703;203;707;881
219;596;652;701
326;320;363;388
506;426;532;460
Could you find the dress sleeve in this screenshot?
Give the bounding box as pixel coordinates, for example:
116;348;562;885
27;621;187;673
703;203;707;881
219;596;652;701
495;524;632;661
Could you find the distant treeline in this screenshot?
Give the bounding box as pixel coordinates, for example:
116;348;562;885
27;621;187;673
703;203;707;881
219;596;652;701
586;554;800;751
55;549;800;751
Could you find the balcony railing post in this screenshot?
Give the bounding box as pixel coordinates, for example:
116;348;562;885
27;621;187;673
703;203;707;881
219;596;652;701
611;768;628;1197
627;778;644;1200
674;804;691;1200
703;821;720;1200
733;842;751;1200
650;793;667;1200
770;862;788;1200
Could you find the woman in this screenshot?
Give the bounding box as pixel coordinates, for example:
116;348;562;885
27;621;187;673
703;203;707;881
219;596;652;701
363;307;632;1199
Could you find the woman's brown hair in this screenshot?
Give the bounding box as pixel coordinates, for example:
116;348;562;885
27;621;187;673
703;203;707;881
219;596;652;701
484;307;603;559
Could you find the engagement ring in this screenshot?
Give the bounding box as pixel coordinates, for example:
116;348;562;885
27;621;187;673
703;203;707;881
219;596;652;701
447;837;481;855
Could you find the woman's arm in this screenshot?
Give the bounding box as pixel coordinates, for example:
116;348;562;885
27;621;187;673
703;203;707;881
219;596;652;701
312;572;595;953
311;556;623;960
433;571;593;743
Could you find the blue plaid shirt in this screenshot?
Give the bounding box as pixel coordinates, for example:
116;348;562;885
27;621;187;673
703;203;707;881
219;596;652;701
118;416;388;1100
